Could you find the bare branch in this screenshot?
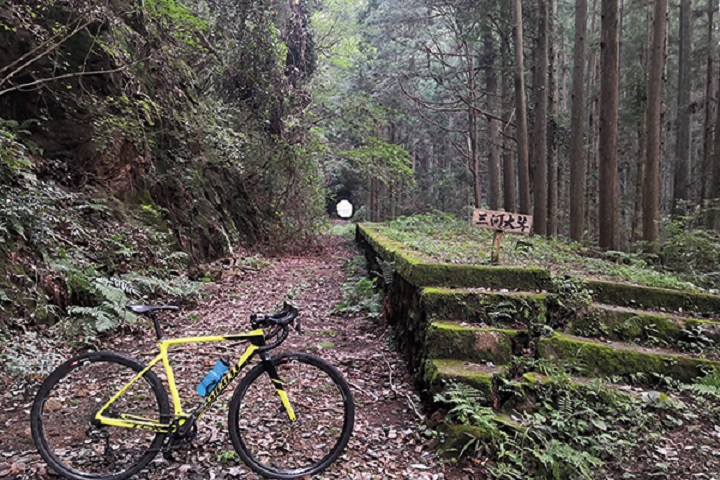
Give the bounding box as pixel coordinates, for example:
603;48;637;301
0;65;129;97
0;16;96;88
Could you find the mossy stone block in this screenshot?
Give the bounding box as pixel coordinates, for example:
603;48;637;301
425;322;518;364
538;333;720;383
422;358;497;401
586;279;720;316
437;423;498;459
420;287;547;326
571;304;720;348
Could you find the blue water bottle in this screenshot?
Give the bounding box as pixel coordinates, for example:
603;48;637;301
196;359;230;397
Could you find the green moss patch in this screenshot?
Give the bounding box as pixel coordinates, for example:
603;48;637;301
423;358;498;401
420;288;548;326
538;333;720;383
586;279;720;317
425;321;520;364
570;304;720;349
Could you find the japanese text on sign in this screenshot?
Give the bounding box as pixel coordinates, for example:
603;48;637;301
472;209;533;234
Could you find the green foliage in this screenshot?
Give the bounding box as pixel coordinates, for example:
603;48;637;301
338;137;413;183
333;276;382;318
659;217;720;290
436;381;607;479
435;382;495;426
143;0;207;46
0;120;33;177
52;258;200;341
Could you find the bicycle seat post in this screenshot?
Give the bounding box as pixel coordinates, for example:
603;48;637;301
150;312;163;340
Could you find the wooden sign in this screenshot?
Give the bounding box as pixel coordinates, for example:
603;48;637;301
472;209;533;264
472;209;533;234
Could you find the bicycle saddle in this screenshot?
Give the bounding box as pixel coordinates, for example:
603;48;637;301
127;305;180;314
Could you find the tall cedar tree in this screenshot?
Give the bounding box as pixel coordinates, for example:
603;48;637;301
711;54;720;228
674;0;692;213
485;29;501;210
502;35;517;212
533;0;549;235
547;0;559;236
599;0;620;249
643;0;668;248
513;0;531;215
702;0;715;217
570;0;588;241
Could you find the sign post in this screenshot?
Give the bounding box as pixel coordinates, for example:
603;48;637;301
471;209;533;264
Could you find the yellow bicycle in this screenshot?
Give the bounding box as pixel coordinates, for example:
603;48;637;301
30;303;355;480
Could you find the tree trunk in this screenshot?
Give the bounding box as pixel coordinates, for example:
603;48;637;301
570;0;588;241
710;56;720;229
673;0;692;214
485;31;501;210
598;0;620;250
631;128;645;242
586;0;601;241
643;0;668;248
470;107;482;208
512;0;531;215
702;0;715;223
532;0;548;236
502;37;517;213
547;0;559;236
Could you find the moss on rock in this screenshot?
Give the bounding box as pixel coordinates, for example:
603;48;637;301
420;287;547;326
570;304;720;348
422;358;497;401
586;279;720;317
425;321;519;364
538;333;720;383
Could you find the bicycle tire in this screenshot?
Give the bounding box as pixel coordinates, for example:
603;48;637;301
228;352;355;479
31;351;171;480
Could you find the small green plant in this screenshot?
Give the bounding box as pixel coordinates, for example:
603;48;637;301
333;276;382;319
217;450;240;464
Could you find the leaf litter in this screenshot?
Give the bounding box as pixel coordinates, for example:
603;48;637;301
0;233;474;479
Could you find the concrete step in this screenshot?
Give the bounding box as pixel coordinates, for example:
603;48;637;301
420;287;547;327
569;303;720;355
424;321;523;364
538;332;720;383
422;358;500;401
586;279;720;318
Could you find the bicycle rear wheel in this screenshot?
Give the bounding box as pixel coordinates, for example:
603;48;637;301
31;351;170;480
228;352;354;479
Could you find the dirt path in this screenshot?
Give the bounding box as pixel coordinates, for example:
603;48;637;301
1;234;474;479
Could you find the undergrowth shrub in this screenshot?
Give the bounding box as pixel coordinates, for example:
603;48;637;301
333;277;382;319
660;217;720;290
52;258;200;341
332;254;383;319
436;377;654;479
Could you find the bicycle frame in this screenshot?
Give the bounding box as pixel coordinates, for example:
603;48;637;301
93;328;297;434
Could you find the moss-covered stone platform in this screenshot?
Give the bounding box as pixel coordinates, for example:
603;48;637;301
356;222;720;461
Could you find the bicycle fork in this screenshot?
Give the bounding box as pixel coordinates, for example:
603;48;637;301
260;352;297;422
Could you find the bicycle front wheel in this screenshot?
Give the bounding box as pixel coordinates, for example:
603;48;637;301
31;351;170;480
228;352;355;479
